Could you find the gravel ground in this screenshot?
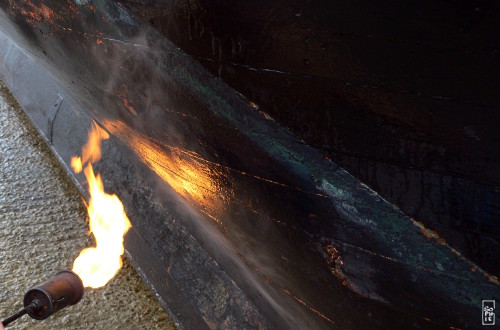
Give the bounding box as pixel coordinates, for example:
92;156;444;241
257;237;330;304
0;81;176;330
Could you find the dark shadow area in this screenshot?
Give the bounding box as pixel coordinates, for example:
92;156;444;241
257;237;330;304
122;0;500;276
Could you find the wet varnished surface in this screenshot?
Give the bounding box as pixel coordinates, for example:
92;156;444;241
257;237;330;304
123;0;500;277
0;1;499;329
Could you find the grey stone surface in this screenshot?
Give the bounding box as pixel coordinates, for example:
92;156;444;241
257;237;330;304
0;81;176;330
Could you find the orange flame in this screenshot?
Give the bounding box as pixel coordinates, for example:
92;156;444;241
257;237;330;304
71;121;131;288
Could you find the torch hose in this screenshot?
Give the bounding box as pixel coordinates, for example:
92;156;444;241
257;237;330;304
1;300;40;327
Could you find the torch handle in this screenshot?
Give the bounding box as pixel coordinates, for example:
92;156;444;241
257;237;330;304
1;306;29;327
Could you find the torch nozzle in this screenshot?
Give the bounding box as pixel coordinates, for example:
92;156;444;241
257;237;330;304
1;271;84;327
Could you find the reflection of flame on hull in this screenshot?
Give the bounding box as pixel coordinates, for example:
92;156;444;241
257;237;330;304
101;119;221;221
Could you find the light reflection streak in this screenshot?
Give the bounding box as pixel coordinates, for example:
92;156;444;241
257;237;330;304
101;119;221;217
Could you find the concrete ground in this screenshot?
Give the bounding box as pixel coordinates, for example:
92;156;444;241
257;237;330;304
0;80;177;330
